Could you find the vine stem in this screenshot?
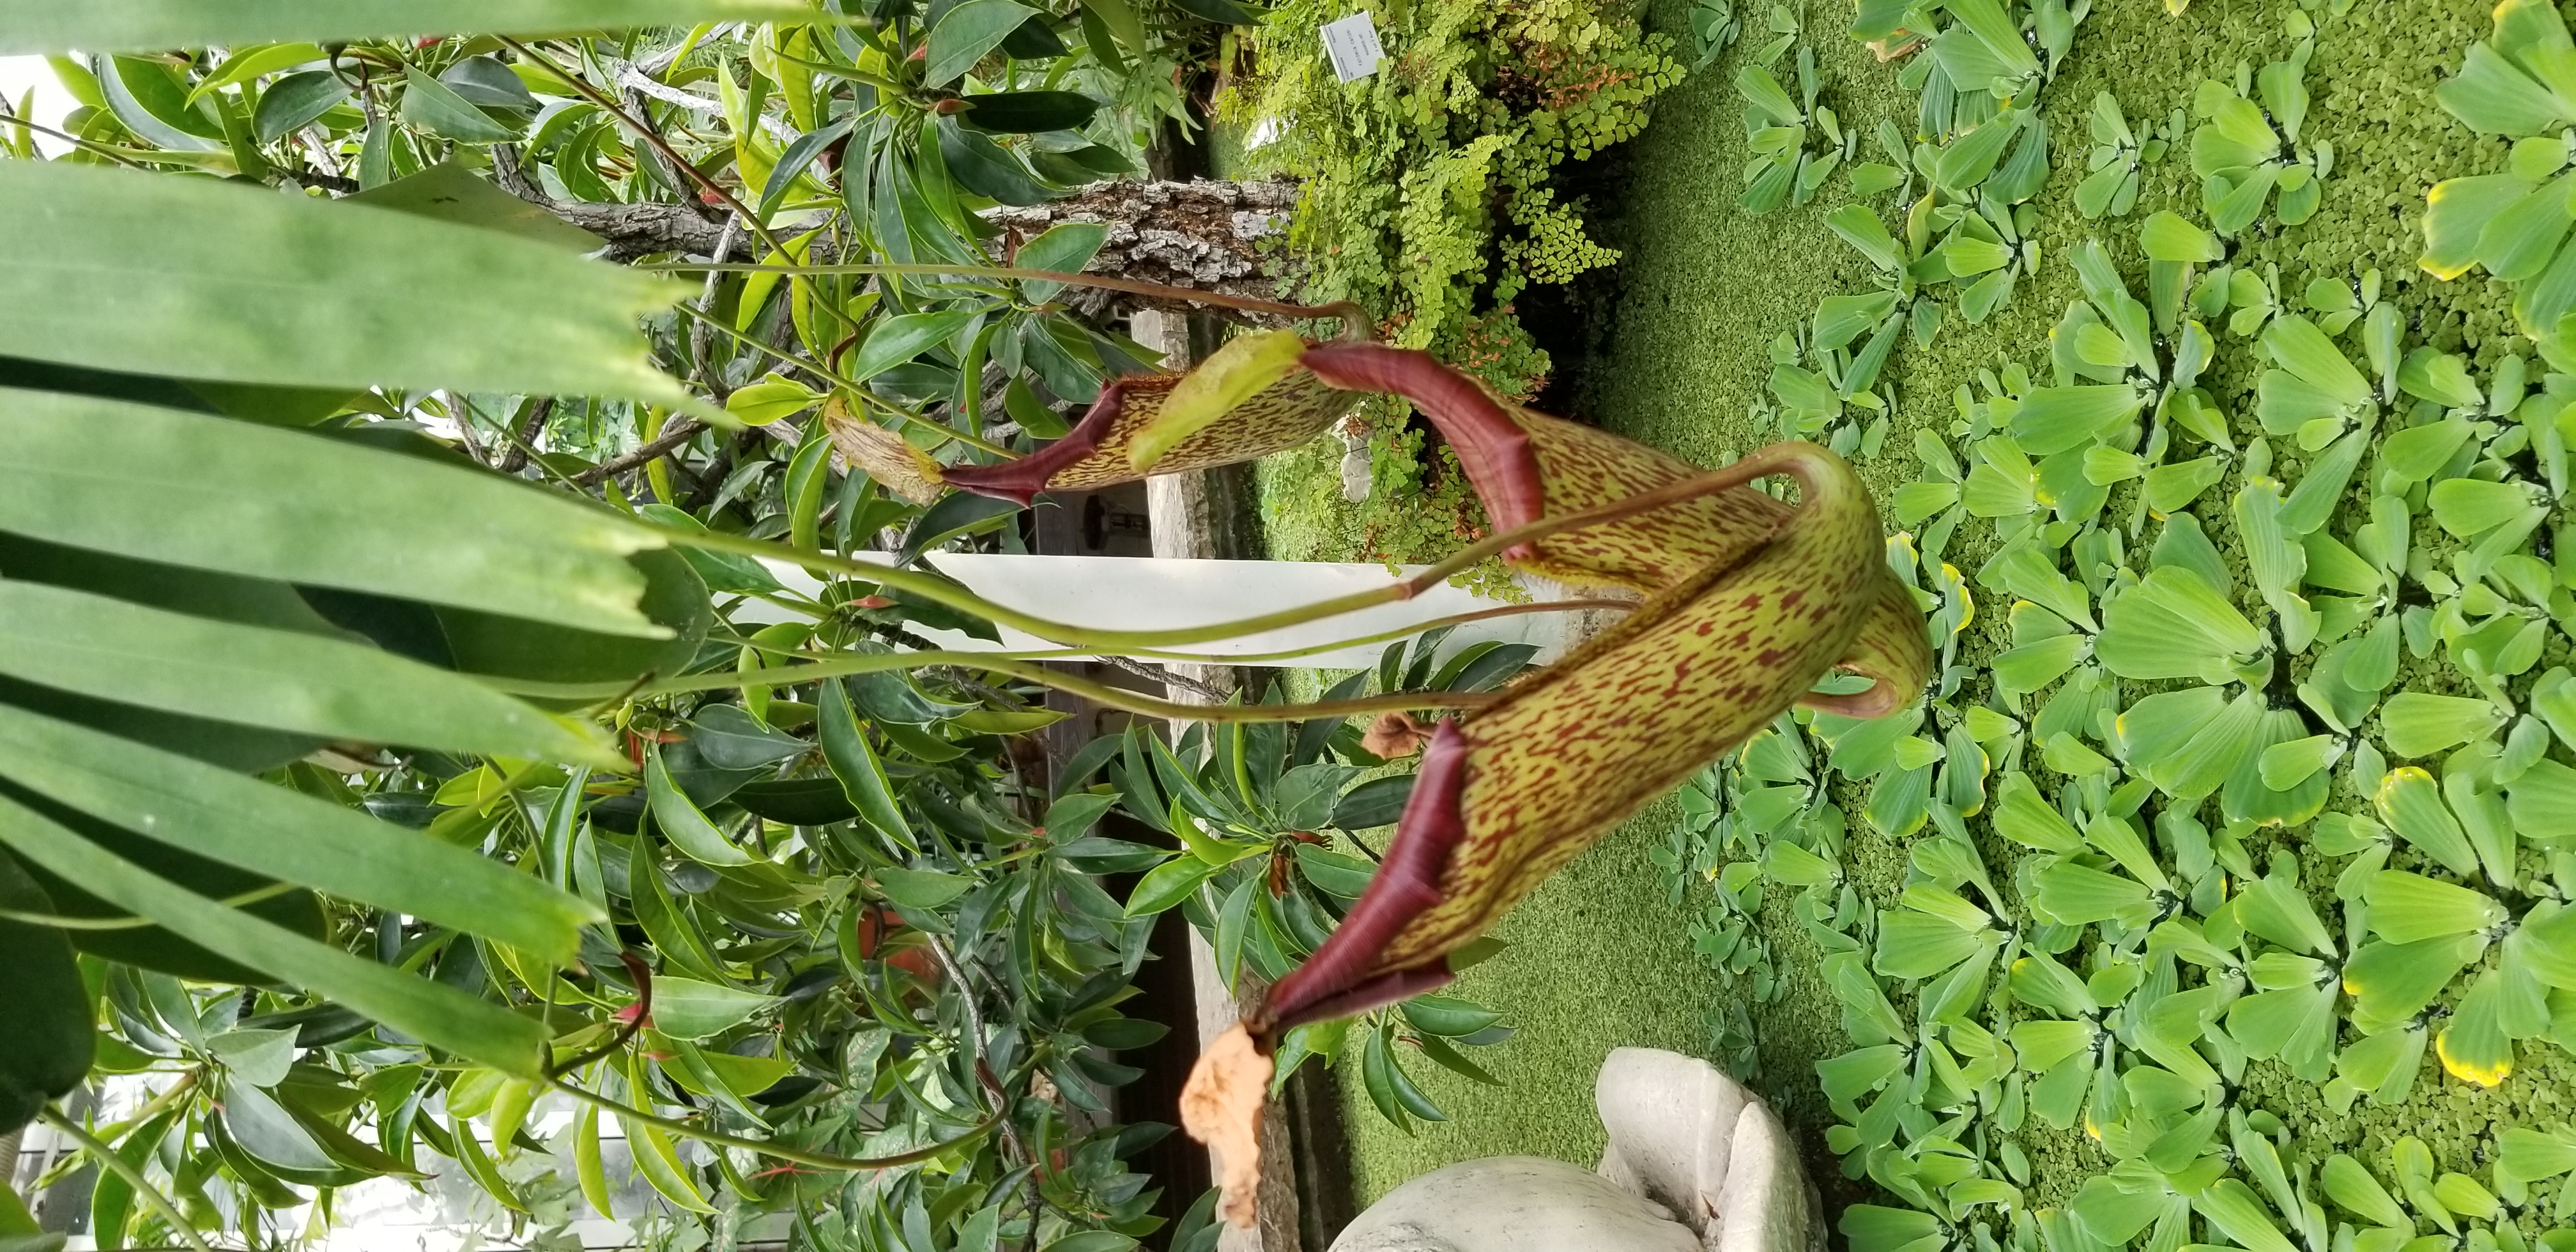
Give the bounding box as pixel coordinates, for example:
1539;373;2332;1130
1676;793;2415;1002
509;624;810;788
651;455;1786;653
642;261;1370;336
923;935;1036;1174
505;648;1503;722
543;1078;998;1173
0;105;148;169
714;596;1635;669
40;1104;215;1252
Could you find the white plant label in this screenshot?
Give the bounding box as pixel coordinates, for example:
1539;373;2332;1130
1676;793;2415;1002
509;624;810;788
1321;13;1384;83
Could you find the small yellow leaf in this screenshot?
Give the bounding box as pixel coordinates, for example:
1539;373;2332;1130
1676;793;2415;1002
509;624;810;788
1129;330;1311;471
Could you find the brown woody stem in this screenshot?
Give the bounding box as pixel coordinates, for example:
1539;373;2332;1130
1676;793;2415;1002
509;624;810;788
642;261;1370;337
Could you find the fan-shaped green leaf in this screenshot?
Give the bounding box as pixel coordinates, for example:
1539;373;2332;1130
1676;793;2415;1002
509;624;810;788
0;789;549;1076
2373;766;2481;875
2236;874;2335;956
2097;567;2263;683
2321;1154;2411;1228
0;581;618;767
2366;871;2508;944
0;702;599;963
1;390;662;637
2438;40;2576;135
0;163;696;411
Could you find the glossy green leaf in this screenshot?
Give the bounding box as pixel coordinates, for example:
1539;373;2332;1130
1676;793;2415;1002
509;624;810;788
1125;856;1217;916
926;0;1037;86
252;70;351;143
851;310;979;382
1015;221;1110;302
1399;995;1505;1037
959;90;1099;135
939;118;1056;206
822;678;912;848
645;746;757;867
875;867;973;912
0;852;89;1135
0;163;696;410
650;976;781;1040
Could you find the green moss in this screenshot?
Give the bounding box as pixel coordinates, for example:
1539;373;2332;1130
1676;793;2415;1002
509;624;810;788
1330;798;1725;1207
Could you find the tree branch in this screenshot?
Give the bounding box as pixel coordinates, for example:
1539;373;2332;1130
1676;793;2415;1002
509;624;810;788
571;418;708;486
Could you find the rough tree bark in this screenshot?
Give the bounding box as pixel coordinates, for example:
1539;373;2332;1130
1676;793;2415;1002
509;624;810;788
490;146;1299;300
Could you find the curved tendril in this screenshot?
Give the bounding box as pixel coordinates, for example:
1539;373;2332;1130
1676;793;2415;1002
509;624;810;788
718;597;1634;667
657;461;1784;654
41;1105;217;1252
544;1078;1000;1173
634;652;1504;723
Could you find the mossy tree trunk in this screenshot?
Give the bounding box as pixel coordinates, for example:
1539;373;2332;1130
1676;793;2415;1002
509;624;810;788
493;146;1299;303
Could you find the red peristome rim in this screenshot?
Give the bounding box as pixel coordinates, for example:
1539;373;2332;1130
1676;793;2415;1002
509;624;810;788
1258;717;1471;1035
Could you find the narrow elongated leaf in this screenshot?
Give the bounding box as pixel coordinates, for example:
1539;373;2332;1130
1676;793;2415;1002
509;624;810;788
821;678;912;847
0;388;663;637
1125;856;1217;915
0;703;600;963
399;66;518;142
0;0;811;55
0;163;694;409
0;581;620;766
959;91;1100;135
874;866;972;912
645;747;757;867
0;790;549;1076
622;1111;717;1214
